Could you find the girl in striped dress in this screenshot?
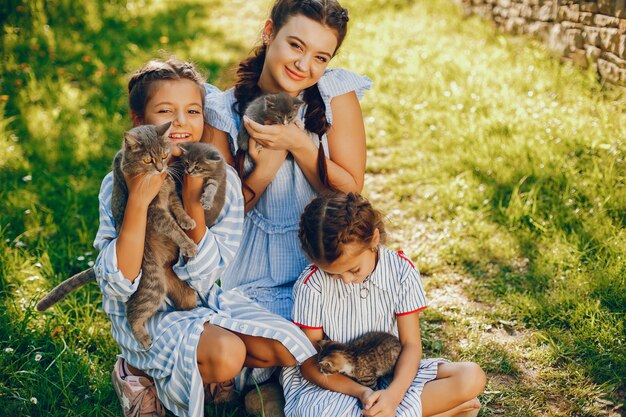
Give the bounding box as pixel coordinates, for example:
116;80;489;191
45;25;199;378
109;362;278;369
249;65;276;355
282;192;487;417
203;0;371;321
94;58;316;417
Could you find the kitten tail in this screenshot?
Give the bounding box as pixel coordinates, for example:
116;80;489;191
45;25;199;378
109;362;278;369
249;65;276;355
36;268;96;311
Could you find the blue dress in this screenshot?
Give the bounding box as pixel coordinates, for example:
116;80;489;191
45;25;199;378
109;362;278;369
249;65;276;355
93;166;316;417
204;68;373;320
281;247;445;417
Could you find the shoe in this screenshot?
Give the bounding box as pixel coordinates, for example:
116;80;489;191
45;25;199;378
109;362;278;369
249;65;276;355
205;379;238;404
244;382;285;417
111;358;165;417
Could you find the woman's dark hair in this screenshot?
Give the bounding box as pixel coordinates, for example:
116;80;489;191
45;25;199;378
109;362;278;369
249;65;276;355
299;192;387;264
233;0;350;187
128;58;206;119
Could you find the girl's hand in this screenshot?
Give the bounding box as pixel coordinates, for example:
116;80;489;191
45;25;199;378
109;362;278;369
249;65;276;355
358;387;376;410
248;138;288;177
125;171;167;208
243;116;308;152
181;174;205;208
361;389;401;417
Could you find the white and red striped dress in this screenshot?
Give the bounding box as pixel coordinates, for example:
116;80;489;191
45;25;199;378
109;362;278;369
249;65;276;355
281;246;445;417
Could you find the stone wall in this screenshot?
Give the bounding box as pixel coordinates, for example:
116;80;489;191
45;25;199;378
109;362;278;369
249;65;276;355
453;0;626;87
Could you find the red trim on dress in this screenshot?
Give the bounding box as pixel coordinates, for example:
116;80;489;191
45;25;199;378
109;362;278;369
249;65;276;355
302;265;319;284
395;306;427;317
397;250;415;269
292;321;323;330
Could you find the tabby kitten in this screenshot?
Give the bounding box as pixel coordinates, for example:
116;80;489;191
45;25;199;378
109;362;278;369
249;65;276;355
37;122;199;349
317;331;402;389
177;142;226;227
237;92;304;152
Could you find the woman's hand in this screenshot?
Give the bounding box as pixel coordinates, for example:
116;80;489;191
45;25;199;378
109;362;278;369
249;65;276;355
361;389;402;417
243;116;308;152
247;138;288;178
125;171;166;208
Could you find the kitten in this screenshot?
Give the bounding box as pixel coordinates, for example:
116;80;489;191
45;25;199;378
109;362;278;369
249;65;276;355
317;331;402;389
37;122;199;349
237;92;304;152
177;142;226;227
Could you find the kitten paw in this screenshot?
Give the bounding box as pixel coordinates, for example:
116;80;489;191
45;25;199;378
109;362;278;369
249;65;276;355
136;334;152;349
179;218;196;231
200;196;214;211
181;243;198;258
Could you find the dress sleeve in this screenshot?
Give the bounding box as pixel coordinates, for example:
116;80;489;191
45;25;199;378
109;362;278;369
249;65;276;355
394;251;428;316
316;68;373;125
93;172;142;301
292;266;324;330
172;165;244;293
204;84;239;154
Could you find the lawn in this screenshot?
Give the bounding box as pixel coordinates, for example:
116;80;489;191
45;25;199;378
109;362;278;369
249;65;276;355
0;0;624;416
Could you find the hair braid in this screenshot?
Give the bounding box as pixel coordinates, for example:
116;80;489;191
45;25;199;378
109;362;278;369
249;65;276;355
232;0;349;190
299;192;386;264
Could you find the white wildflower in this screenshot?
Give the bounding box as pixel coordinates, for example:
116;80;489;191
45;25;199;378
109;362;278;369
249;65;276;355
30;397;37;404
5;348;14;353
22;175;32;182
77;256;85;261
35;354;42;361
87;261;94;267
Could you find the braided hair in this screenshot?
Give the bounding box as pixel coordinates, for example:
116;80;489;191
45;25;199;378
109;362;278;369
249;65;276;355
299;192;387;264
128;58;206;120
233;0;350;185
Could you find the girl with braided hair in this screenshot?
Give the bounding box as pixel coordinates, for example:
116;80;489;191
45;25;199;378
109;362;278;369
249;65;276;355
203;0;372;321
282;192;486;417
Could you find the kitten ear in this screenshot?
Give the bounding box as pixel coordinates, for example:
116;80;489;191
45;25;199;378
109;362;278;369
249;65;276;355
293;96;304;107
264;94;276;108
178;142;189;154
124;130;140;150
154;121;172;138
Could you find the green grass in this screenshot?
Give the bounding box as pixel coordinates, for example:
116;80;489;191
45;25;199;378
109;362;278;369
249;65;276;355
1;0;624;416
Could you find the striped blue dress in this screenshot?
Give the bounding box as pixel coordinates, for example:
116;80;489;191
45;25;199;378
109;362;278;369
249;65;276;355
204;68;373;320
93;165;316;417
280;247;445;417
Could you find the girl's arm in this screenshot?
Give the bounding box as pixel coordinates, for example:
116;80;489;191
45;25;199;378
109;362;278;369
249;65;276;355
202;124;235;167
361;313;422;417
172;166;244;293
299;328;374;404
116;171;166;280
94;172;162;301
181;173;206;243
243;91;366;194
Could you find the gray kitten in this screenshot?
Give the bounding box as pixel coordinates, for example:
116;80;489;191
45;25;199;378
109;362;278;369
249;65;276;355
177;142;226;227
37;122;198;349
237;92;304;152
317;331;402;389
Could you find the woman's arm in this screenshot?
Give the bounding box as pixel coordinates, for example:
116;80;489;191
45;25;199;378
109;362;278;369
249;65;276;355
243;91;366;193
299;328;373;403
203;123;287;213
361;313;422;417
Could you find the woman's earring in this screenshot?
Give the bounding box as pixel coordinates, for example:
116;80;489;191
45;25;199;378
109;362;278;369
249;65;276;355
262;34;269;45
371;246;378;253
